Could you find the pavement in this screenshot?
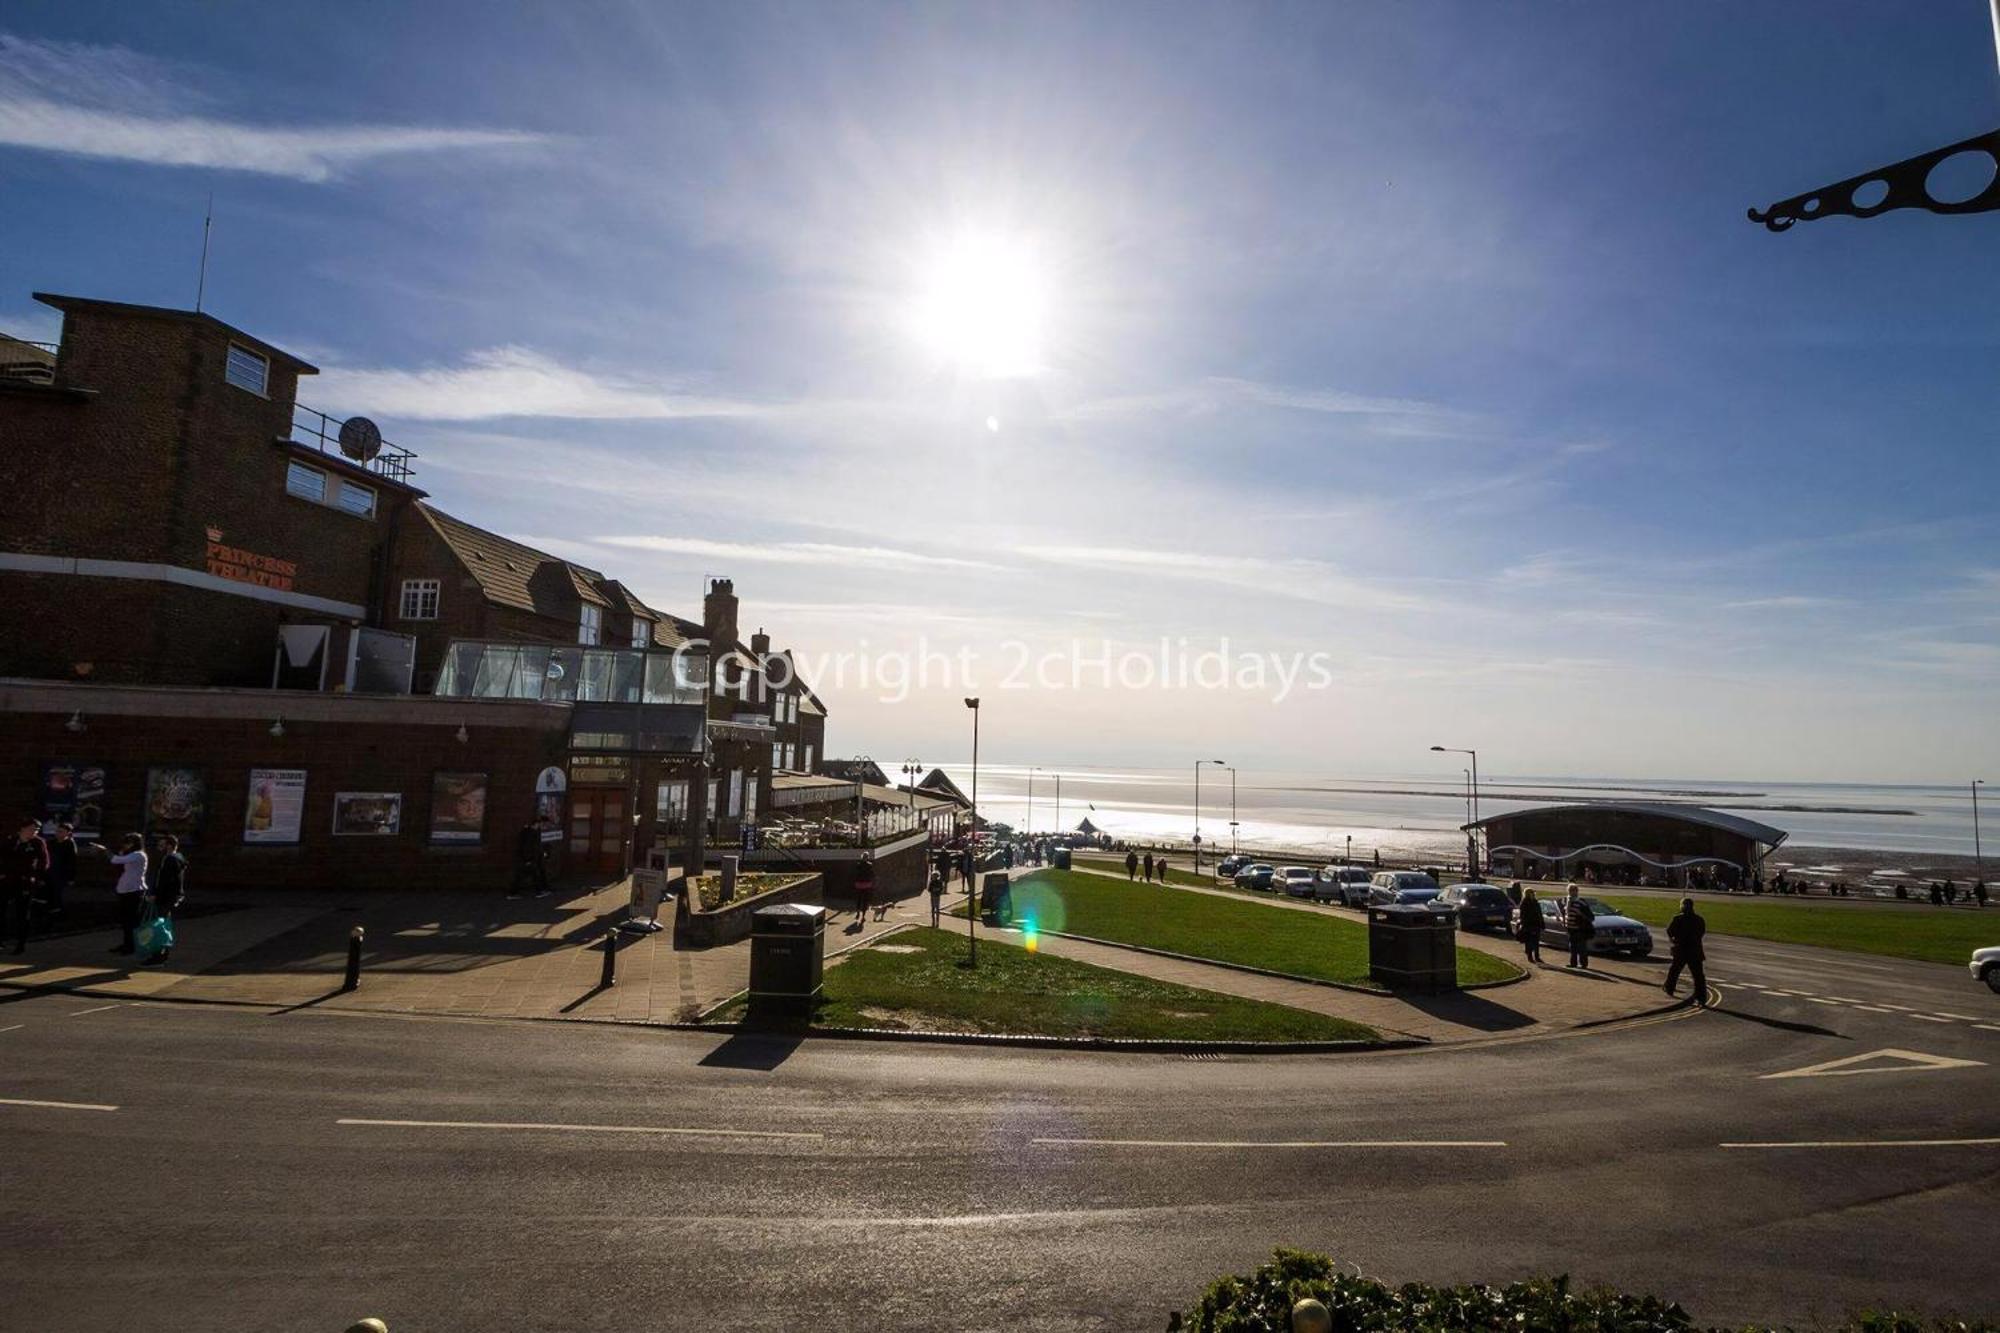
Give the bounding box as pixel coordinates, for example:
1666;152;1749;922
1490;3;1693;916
0;873;1678;1044
1;936;1995;1332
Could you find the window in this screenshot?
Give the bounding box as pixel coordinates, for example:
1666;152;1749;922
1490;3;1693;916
656;780;689;834
804;744;814;772
285;461;326;503
578;604;601;645
631;619;651;648
225;343;269;396
783;743;795;770
399;579;440;621
336;480;377;518
771;692;786;723
772;743;783;768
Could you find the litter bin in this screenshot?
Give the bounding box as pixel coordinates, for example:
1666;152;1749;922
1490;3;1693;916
747;903;827;1023
1052;847;1072;870
1367;903;1458;992
979;871;1013;926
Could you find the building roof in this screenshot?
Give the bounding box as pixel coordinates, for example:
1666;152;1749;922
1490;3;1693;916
1467;802;1789;848
820;758;889;786
419;505;609;619
33;292;319;374
918;767;971;807
860;783;957;814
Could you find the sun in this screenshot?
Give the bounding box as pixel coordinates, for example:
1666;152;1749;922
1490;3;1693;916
908;231;1048;378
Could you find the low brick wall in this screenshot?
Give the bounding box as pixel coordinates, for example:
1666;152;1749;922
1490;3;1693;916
674;872;823;949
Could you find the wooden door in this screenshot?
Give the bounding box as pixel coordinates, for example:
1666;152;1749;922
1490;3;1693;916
568;785;628;877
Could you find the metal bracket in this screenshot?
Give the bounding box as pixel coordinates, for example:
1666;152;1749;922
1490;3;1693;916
1748;126;2000;230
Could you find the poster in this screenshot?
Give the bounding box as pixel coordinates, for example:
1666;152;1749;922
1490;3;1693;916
40;762;106;839
332;792;402;836
430;772;488;844
535;765;567;842
144;767;207;843
244;768;307;845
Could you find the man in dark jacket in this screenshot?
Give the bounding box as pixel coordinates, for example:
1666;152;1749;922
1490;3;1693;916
1562;887;1594;970
1125;849;1139;880
3;818;48;954
145;834;188;965
43;821;78;919
512;818;550;899
1142;851;1154;882
1664;897;1707;1004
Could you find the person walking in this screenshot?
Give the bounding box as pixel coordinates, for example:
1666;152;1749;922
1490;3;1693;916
1125;849;1138;880
854;854;877;921
511;817;550;900
42;821;78;921
1142;851;1154;883
3;817;48;955
1514;888;1544;965
927;868;945;926
1562;886;1594;970
107;833;148;956
1156;855;1169;882
1664;897;1708;1004
1976;881;1989;909
145;834;188;965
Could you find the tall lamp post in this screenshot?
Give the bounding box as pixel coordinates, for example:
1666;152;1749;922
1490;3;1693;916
1052;771;1063;839
1227;765;1239;856
901;758;921;825
964;698;980;966
1027;765;1041;837
1975;779;1986;887
1430;744;1481;873
1194;758;1226;874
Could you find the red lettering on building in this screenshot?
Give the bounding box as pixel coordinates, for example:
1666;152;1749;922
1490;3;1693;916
206;541;297;592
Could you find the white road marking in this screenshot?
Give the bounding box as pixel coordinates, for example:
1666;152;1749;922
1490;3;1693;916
1826;997;1862;1004
1761;1048;1985;1079
1853;1005;1896;1013
1935;1013;1980;1021
0;1096;118;1112
1806;998;1845;1006
1722;1138;2000;1150
1907;1014;1954;1023
1031;1138;1507;1149
335;1118;822;1141
0;1024;22;1033
1874;1003;1916;1011
1765;990;1802;997
67;1004;122;1017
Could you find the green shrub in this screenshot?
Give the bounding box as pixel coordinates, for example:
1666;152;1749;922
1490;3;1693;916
1171;1249;1996;1332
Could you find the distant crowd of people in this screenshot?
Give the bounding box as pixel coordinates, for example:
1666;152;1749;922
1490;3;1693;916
3;817;186;964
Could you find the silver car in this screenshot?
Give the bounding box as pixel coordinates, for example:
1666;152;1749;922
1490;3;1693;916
1316;866;1373;906
1537;895;1654;958
1971;945;2000;994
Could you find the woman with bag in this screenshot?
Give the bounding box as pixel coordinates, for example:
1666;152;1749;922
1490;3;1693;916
1513;888;1544;965
142;834;187;965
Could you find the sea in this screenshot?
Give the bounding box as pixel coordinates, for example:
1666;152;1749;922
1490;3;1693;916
931;766;1988;863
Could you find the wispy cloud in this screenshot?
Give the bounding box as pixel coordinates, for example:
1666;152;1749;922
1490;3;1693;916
1057;375;1479;438
1721;595;1842;611
0;34;542;182
1016;544;1426;611
315;348;764;420
603;535;1002;573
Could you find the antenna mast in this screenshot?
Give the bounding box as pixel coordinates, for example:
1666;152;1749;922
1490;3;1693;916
195;194;214;312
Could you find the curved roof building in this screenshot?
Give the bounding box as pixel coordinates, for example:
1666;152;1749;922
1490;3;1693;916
1467;802;1787;880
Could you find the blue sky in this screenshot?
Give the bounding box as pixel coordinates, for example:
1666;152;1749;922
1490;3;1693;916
2;2;1996;781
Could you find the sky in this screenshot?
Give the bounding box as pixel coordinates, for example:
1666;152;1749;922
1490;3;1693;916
1;2;1996;783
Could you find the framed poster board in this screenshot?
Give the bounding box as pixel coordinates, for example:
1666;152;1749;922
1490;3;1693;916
244;768;307;845
40;762;107;840
144;767;208;844
535;765;566;842
430;772;488;844
332;792;402;837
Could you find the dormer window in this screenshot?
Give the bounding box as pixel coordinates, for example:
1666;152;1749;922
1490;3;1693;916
579;604;601;645
631;619;650;648
225;343;269;397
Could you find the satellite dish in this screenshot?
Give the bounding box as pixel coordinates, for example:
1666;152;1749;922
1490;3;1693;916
337;416;382;463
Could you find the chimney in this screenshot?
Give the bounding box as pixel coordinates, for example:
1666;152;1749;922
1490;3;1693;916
750;627;770;657
703;577;739;647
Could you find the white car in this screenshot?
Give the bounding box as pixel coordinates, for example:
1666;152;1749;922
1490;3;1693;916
1971;946;2000;994
1277;866;1320;897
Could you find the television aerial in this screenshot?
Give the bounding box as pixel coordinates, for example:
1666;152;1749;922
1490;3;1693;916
337;416;382;463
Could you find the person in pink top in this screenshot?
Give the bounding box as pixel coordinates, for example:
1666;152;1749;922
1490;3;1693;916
106;833;148;956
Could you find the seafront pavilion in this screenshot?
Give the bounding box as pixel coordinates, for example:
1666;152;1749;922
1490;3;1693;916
1469;801;1788;887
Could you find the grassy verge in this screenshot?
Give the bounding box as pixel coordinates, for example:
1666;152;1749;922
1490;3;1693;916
1073;852;1258;893
998;868;1519;988
1598;894;1996;967
729;927;1376;1041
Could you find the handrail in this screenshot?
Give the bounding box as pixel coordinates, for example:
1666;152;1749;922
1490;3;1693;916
290;401;417;484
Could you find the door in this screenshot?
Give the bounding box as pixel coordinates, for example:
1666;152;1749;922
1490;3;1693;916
568;785;628;877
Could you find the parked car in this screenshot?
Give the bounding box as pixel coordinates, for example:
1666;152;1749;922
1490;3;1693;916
1216;855;1250;879
1367;870;1439;907
1278;865;1320;897
1971;945;2000;994
1436;882;1514;932
1316;866;1374;906
1371;886;1448;910
1233;863;1276;891
1536;895;1654;957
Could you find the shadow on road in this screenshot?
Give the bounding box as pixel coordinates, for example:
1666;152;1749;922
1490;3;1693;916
1706;1005;1849;1038
1398;989;1536;1032
699;1030;804;1071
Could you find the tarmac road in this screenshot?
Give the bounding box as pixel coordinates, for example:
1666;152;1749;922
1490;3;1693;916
2;938;1997;1332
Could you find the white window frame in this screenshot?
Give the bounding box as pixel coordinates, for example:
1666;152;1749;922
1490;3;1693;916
772;743;783;768
631;619;650;649
225;343;270;397
285;461;326;503
578;604;601;646
399;579;440;621
804;744;814;772
783;743;795;771
336;479;377;518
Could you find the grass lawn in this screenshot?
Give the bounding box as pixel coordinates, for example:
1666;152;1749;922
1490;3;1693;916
1073;852;1249;892
750;927;1377;1041
995;868;1520;988
1597;894;1996;967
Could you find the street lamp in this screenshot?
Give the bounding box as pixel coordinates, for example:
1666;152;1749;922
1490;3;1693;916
1028;765;1044;837
1194;758;1226;874
1975;779;1987;887
1431;744;1481;874
964;698;980;966
1226;765;1238;856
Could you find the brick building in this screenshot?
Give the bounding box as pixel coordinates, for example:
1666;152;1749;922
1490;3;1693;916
0;292;835;891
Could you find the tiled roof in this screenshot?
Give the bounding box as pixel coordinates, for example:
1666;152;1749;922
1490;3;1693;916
419;505;608;618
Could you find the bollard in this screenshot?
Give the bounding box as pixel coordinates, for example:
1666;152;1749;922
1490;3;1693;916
344;1321;388;1333
342;926;364;991
600;929;617;988
1290;1298;1331;1333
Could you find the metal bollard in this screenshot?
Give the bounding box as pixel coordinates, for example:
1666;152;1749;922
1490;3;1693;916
342;926;364;992
600;929;617;988
344;1321;388;1333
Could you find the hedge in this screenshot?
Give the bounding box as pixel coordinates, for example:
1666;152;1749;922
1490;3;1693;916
1170;1249;1996;1332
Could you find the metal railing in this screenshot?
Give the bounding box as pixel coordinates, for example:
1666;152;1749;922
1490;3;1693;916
0;335;59;385
291;402;417;484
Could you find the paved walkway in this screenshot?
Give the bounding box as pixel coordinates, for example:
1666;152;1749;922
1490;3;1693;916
0;872;1676;1042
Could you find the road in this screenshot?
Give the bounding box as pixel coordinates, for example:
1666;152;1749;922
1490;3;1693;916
3;936;1997;1331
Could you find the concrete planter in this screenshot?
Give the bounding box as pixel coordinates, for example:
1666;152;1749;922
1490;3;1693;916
674;872;822;949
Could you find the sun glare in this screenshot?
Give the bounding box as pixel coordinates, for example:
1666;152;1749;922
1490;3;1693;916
909;232;1048;378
